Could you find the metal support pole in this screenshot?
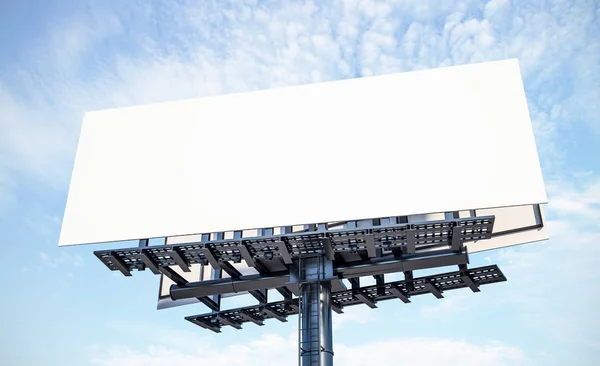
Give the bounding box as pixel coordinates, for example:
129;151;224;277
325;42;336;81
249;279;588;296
298;256;334;366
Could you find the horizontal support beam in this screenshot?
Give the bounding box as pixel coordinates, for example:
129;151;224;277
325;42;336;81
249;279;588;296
402;250;469;272
186;265;507;332
334;249;469;278
95;216;495;276
160;267;221;310
170;272;289;300
170;250;468;301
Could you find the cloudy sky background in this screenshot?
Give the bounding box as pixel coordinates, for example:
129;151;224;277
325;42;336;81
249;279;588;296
0;0;599;365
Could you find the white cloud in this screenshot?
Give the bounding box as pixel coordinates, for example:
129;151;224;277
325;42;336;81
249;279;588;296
40;251;85;267
484;0;511;20
407;174;600;355
88;331;526;366
332;304;376;331
495;240;600;352
0;165;16;209
546;176;600;222
420;292;470;317
484;174;600;350
335;338;527;366
0;0;598;197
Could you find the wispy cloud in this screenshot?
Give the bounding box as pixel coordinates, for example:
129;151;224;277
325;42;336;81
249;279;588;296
88;330;526;366
0;166;16;210
332;304;376;331
420;292;470;317
0;0;598;198
414;175;600;355
546;177;600;222
487;176;600;351
335;338;527;366
40;251;85;267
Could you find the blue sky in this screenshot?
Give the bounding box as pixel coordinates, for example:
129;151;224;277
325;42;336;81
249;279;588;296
1;0;599;365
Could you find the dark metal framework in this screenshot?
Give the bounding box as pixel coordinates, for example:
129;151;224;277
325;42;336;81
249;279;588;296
95;215;506;365
185;264;505;333
96;216;494;276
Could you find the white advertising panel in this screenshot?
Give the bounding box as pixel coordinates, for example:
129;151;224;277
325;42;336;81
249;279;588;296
59;59;547;246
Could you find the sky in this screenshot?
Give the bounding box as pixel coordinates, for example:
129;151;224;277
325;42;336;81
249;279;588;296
0;0;599;365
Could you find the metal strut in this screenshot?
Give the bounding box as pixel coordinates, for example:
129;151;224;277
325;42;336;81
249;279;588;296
298;254;334;366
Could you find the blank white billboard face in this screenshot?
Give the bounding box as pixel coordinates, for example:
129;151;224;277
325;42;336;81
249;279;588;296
59;59;547;246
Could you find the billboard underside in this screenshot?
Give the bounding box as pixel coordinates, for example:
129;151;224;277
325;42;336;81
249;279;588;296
156;203;547;310
59;59;547;246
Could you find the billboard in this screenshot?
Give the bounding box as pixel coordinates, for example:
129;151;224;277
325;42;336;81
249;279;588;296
59;59;547;246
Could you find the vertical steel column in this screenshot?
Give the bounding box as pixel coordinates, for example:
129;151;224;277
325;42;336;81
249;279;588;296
319;283;333;366
298;256;334;366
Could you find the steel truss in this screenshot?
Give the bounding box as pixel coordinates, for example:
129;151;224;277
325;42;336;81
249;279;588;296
95;215;505;366
95;216;494;276
185;264;505;333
